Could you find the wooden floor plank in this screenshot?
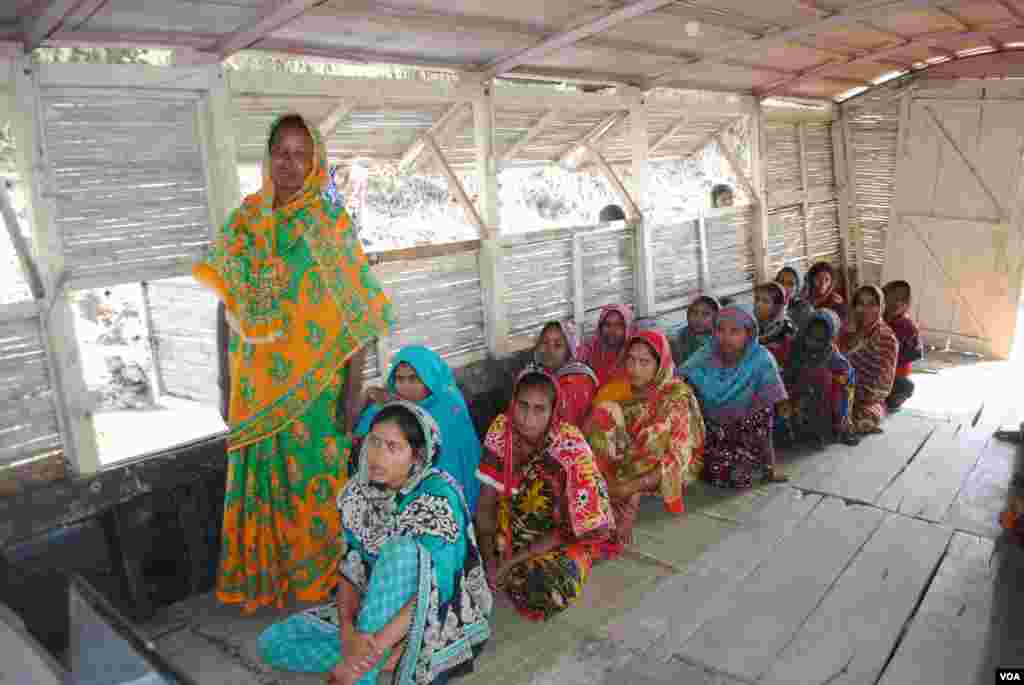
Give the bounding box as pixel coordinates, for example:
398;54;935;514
944;432;1020;539
875;425;988;522
800;414;937;504
876;532;1024;685
604;490;822;656
677;498;885;681
760;514;951;685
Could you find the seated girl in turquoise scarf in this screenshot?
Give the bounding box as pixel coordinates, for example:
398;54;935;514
670;295;720;369
258;401;492;685
354;345;482;513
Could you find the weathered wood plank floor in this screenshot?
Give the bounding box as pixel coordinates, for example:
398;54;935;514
143;368;1023;685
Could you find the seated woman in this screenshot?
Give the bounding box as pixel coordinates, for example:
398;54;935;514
683;305;789;489
475;367;614;621
775;266;812;331
670;295;719;368
258;401;491;685
586;330;705;555
838;285;899;435
354;345;482;513
754;282;796;368
803;261;848;323
533;320;599;427
782;309;859;447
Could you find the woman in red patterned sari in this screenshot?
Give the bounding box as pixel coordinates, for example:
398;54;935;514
475;366;614;621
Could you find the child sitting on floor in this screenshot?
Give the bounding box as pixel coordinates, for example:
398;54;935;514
670;295;720;368
882;280;924;411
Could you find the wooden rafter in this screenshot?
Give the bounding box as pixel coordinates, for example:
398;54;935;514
996;0;1024;23
584;143;640;220
317;99;356;137
398;102;470;170
713;132;758;203
501;109;561;161
422;135;487;238
555;111;629;166
0;183;45;301
22;0;83;51
482;0;680;78
648;114;690;156
648;0;957;87
680;117;745;160
209;0;321;58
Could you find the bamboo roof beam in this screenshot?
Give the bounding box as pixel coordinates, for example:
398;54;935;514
996;0;1024;24
500;109;562;161
422;135;487;238
584;143;640;220
398;102;471;171
23;0;109;52
555;110;629;167
317;99;356;137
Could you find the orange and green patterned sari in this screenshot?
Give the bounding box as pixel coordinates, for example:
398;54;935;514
193;114;394;612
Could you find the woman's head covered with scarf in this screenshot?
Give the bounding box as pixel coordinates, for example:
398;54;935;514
775;266;802;302
852;284;886;331
805;261;838;304
578;304;636;384
354;400;440;494
624;329;676;391
687;295;720;336
534;321;599;384
784;308;842;386
510;364;563;445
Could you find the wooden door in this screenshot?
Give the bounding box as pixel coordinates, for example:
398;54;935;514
883;85;1024;359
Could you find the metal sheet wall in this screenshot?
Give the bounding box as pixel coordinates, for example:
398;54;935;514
375;249;487;363
0;313;60;466
501;231;573;337
651;218;701;306
40;90;213;290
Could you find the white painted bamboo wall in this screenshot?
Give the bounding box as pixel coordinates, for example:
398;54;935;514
0;307;61;467
764;120;843;277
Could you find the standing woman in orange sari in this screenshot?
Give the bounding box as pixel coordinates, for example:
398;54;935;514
194;114;395;612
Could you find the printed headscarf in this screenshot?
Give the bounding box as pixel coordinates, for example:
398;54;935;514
533;320;599;385
338;401;444;555
484;365;614;541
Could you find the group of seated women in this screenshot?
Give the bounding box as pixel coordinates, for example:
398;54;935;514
260;273;918;684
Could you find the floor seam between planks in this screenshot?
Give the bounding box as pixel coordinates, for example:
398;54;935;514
669;653;758;685
761;504;890;680
869;532;955;685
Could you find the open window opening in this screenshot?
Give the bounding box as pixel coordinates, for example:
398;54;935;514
70;279;226;466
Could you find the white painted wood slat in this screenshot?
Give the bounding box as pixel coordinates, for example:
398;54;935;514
39;89;214;288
